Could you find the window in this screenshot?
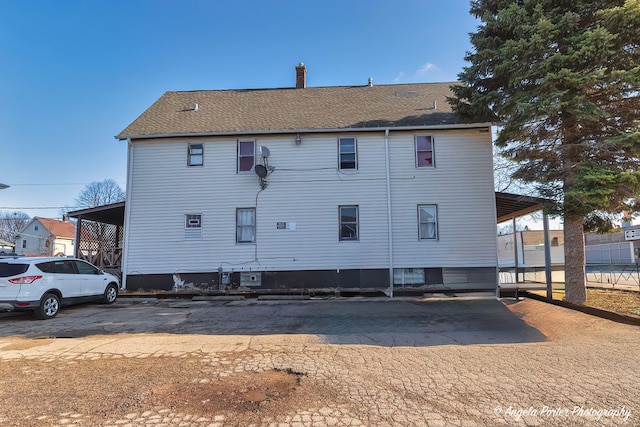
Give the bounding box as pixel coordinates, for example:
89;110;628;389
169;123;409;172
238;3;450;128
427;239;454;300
75;260;99;275
339;205;359;241
34;225;39;231
418;205;438;240
236;208;256;243
185;214;202;239
22;240;26;249
238;140;255;172
339;137;357;169
188;144;203;166
415;135;434;168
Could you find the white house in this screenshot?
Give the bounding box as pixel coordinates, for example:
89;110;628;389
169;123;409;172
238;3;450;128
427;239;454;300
116;64;497;293
15;217;75;257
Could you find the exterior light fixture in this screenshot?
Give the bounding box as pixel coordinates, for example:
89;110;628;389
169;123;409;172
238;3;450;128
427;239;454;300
295;134;302;145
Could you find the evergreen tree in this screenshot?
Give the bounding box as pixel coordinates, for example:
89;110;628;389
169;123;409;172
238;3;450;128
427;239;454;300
451;0;640;303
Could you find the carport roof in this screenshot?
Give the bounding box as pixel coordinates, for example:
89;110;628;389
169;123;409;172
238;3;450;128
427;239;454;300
66;194;548;227
495;192;549;223
67;202;125;226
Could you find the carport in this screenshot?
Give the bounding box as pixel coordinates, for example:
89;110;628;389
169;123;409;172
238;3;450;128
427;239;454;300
67;202;125;278
495;192;554;298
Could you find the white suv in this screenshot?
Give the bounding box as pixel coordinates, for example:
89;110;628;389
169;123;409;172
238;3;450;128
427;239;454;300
0;257;120;319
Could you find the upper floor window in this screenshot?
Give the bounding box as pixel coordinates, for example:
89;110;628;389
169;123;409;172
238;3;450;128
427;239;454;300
34;225;39;231
418;205;438;240
339;137;357;170
238;140;255;172
415;135;434;168
339;205;359;241
237;208;256;243
188;144;203;166
185;214;202;239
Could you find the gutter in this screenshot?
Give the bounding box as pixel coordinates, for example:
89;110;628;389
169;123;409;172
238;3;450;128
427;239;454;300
115;122;494;141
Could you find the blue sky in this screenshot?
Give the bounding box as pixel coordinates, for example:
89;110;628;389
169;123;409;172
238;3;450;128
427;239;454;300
0;0;478;219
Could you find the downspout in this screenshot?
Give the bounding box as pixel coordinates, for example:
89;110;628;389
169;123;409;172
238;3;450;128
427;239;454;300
384;129;394;299
121;139;134;289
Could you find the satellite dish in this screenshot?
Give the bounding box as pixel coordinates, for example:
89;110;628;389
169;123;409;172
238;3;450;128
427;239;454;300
255;164;268;178
259;146;270;158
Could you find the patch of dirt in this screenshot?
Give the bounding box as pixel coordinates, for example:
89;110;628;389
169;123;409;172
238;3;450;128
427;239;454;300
0;355;334;425
151;368;306;420
507;298;627;341
530;288;640;318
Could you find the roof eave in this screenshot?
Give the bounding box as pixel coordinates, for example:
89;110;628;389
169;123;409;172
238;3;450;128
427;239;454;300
116;122;494;141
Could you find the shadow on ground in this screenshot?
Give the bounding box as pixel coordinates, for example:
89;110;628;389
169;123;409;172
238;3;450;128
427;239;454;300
0;298;547;347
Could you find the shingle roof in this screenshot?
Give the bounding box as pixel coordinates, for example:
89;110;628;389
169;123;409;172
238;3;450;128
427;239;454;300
35;217;76;239
117;82;473;139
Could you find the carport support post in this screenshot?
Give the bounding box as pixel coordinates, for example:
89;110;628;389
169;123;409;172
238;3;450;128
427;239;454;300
543;212;553;300
513;218;519;284
74;217;83;258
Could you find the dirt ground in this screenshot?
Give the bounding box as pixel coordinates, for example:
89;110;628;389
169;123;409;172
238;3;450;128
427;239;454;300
0;353;336;426
0;298;636;426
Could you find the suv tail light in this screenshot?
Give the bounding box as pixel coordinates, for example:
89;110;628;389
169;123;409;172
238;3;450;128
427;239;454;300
8;275;43;284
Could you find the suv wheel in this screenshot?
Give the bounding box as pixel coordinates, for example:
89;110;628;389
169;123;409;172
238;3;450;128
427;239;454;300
102;283;118;304
35;293;60;320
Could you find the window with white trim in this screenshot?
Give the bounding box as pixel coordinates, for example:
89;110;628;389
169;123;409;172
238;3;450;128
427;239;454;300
188;144;203;166
418;205;438;240
339;205;359;241
236;208;256;243
185;214;202;239
415;135;434;168
339;137;357;170
238;140;255;172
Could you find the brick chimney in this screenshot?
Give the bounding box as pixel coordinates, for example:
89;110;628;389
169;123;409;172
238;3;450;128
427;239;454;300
295;62;306;89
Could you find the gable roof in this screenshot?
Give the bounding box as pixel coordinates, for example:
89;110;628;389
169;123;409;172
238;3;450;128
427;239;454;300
33;217;75;239
117;82;483;140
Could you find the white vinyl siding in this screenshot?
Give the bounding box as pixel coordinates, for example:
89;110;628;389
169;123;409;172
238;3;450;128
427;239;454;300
124;129;496;275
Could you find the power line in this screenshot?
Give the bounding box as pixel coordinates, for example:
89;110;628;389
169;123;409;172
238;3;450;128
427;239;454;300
0;206;82;210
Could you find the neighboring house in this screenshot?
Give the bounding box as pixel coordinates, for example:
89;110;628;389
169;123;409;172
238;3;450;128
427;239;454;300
0;238;14;254
15;217;75;257
116;64;497;292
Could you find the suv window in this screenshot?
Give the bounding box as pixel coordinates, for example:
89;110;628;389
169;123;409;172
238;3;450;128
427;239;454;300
37;261;79;274
0;263;29;277
75;260;99;275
